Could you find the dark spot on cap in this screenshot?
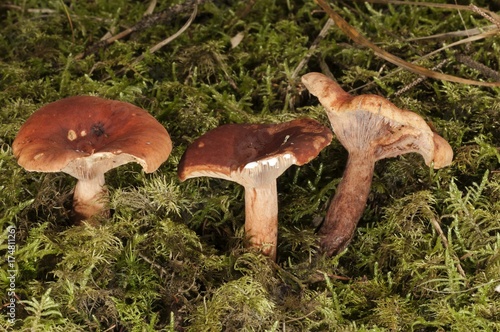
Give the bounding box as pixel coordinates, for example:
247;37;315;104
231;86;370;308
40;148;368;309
91;122;106;137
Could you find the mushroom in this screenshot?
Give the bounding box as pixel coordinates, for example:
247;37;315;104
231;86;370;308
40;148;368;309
301;72;453;256
178;118;332;260
12;96;172;223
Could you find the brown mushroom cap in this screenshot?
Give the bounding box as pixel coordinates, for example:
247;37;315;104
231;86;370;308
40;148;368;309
431;132;454;169
12;96;172;179
301;72;453;168
178;118;333;186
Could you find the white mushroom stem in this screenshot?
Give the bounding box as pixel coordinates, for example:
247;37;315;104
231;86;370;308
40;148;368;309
72;173;109;223
244;182;279;261
319;152;375;256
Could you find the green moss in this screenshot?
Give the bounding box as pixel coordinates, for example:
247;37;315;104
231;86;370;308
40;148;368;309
1;0;499;330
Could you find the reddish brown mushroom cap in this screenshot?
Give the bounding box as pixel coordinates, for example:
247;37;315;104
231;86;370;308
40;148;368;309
178;118;333;186
12;96;172;179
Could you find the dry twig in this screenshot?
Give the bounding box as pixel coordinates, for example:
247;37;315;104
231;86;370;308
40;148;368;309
456;54;500;82
144;0;157;17
394;59;448;96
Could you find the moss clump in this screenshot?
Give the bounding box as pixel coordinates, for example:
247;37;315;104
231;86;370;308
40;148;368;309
0;0;499;330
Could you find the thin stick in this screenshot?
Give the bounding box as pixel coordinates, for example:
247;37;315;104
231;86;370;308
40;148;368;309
354;0;500;21
394;59;448;96
138;253;169;277
144;0;157;17
456;54;500;81
405;25;496;42
351;28;499;93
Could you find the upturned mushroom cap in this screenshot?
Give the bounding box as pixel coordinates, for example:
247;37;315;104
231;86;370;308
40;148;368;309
301;72;453;168
177;118;333;186
12;96;172;179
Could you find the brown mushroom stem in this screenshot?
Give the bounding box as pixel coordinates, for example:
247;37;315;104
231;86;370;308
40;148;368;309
319;152;375;256
72;174;109;223
244;183;279;261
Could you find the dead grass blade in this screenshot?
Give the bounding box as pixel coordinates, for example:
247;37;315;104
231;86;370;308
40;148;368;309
75;0;205;60
406;25;497;42
135;4;197;63
292;18;334;79
103;4;197;80
357;0;500;23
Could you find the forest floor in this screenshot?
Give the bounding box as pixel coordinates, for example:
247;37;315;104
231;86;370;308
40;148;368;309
1;0;499;331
